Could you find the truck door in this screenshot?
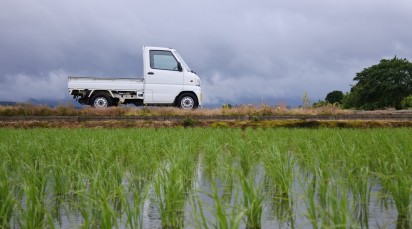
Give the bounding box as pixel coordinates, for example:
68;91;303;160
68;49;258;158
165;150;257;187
144;50;184;104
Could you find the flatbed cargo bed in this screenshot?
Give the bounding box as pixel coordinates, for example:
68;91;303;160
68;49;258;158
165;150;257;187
68;76;144;91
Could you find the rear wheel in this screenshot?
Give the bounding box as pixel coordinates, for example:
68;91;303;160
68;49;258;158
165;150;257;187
91;94;112;108
177;93;198;109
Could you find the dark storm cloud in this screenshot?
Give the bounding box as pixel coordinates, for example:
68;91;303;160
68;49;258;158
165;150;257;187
1;0;411;105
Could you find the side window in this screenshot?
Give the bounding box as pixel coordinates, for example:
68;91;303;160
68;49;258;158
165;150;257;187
150;50;179;71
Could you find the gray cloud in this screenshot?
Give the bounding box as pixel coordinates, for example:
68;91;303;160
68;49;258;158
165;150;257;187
0;70;68;102
1;0;411;106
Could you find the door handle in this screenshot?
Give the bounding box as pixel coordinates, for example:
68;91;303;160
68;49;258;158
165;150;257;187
147;72;154;75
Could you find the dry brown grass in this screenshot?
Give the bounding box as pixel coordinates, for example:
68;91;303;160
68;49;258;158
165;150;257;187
1;119;411;129
0;103;355;117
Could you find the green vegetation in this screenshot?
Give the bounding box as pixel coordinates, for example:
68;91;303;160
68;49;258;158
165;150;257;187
0;128;411;228
401;95;412;109
343;56;412;110
325;90;344;104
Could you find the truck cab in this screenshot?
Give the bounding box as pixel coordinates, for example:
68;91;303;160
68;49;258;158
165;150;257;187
143;47;202;108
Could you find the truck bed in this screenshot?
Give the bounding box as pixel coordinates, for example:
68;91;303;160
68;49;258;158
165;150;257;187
68;76;145;91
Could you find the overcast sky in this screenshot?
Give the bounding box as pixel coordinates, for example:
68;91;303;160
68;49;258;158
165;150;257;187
1;0;411;107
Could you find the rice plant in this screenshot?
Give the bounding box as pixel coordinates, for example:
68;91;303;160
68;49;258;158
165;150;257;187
0;128;410;228
0;169;14;228
262;146;295;225
238;171;264;229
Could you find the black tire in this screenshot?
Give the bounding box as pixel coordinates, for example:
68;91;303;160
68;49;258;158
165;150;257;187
91;94;112;108
177;93;198;109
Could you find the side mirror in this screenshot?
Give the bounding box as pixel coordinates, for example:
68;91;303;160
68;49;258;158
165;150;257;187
177;62;183;72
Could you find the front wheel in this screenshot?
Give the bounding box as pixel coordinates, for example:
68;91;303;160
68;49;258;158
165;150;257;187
91;94;112;108
177;93;198;109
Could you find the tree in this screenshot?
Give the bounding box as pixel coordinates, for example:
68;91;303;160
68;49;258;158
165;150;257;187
344;56;412;110
325;90;344;104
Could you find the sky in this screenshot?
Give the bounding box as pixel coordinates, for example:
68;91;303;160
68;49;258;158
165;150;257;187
1;0;411;107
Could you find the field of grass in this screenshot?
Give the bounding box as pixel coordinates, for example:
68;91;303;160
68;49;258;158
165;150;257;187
0;128;411;228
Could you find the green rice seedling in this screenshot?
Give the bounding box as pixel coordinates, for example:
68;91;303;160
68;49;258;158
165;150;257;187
216;153;236;206
262;147;295;225
0;169;14;228
191;193;210;229
153;136;198;229
123;157;156;229
377;161;411;228
232;129;262;177
1;128;411;228
346;166;372;228
238;144;252;177
154;163;187;228
303;175;353;229
198;130;238;205
302;176;319;229
19;160;48;229
199;180;246;229
265;181;294;227
262;146;294;198
322;181;352;228
371;130;412;228
98;158;125;209
76;192;93;228
238;170;264;229
49;160;71;227
122;183;148;229
318;173;332;210
94;192;120;229
50;164;68;199
77;167;123;229
199;138;222;178
66;168;87;212
192;131;244;228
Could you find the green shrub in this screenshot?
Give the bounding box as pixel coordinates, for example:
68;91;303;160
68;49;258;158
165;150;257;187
222;104;232;109
210;121;229;128
312;100;329;108
249;115;261;122
181;117;197;127
401;95;412;109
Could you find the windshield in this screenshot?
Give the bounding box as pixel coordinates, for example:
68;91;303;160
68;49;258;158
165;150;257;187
174;51;191;72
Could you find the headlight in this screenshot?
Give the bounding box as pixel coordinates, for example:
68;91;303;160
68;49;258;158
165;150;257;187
196;78;201;86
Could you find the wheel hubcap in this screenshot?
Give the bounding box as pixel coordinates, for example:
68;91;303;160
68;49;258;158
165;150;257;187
94;97;108;108
181;96;194;109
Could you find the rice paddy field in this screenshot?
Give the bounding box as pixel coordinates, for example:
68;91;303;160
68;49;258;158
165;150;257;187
0;128;411;228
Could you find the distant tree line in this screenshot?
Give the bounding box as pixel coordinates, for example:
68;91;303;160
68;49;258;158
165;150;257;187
315;56;412;110
0;101;17;106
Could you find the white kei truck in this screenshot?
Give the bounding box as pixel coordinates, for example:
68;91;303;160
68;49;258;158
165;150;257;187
68;46;202;109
